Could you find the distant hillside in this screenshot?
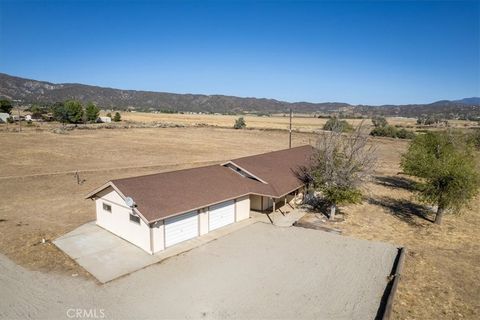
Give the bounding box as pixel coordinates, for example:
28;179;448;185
0;73;478;119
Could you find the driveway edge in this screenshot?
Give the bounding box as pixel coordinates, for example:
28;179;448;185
376;246;407;320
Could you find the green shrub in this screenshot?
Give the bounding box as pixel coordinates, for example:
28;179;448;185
396;128;416;139
371;116;388;128
370;125;397;138
370;125;415;139
323;117;353;132
234;117;246;129
113;112;121;122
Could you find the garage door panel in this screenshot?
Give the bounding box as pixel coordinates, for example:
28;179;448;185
165;211;198;247
209;200;235;231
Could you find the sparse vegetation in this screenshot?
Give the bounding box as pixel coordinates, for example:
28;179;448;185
417;115;447;126
28;105;47;119
401;131;480;224
159;109;178;114
370;116;415;139
469;129;480;150
233;117;246;129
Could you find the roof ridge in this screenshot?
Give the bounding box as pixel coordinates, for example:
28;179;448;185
111;162;228;183
230;145;313;161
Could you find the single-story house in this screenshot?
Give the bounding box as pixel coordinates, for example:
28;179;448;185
86;145;314;254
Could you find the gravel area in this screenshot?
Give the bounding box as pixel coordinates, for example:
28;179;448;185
0;222;398;320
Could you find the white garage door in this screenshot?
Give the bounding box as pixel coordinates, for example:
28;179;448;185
165;211;199;247
209;200;235;231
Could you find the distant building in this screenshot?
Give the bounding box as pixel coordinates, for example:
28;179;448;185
11;115;25;121
97;116;112;123
0;113;11;123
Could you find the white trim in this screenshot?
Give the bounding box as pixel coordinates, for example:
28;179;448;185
87;182;150;225
222;161;269;184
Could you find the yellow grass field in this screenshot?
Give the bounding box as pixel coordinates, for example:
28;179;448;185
0;124;479;319
115;111;478;131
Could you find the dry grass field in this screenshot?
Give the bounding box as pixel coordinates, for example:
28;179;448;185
0;122;479;319
114;111;478;132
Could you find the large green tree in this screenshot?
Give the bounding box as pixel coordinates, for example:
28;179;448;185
85;102;100;122
305;122;377;220
53;100;84;124
0;99;13;114
64;100;84;123
401;131;480;225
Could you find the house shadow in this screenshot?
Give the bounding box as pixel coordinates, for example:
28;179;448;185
368;196;434;226
374;175;416;192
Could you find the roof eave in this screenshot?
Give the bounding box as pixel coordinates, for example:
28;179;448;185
85;181;150;225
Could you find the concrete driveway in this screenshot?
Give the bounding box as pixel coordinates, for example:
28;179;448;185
53;222;159;283
54;219;255;283
10;222;398;319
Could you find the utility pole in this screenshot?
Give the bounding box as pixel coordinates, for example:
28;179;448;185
16;102;22;132
289;109;292;149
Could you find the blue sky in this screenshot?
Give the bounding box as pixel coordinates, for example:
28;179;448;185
0;0;479;105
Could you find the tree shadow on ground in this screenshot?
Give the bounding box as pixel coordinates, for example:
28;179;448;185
374;175;417;192
303;196;331;219
368;196;434;226
302;196;347;220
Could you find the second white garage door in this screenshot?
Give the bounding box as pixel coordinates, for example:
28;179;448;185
165;211;199;247
209;200;235;231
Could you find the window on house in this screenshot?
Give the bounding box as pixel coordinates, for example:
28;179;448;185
103;203;112;213
129;214;140;224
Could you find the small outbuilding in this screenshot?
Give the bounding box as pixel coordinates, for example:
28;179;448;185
97;116;112;123
0;113;10;123
86;146;313;254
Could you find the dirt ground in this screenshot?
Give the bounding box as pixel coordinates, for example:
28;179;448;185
0;124;479;319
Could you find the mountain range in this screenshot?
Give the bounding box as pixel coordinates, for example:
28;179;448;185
0;73;478;119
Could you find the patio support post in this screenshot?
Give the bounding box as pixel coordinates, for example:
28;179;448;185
272;198;275;213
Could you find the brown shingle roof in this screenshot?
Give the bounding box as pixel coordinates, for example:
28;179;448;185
88;145;313;223
229;145;314;197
